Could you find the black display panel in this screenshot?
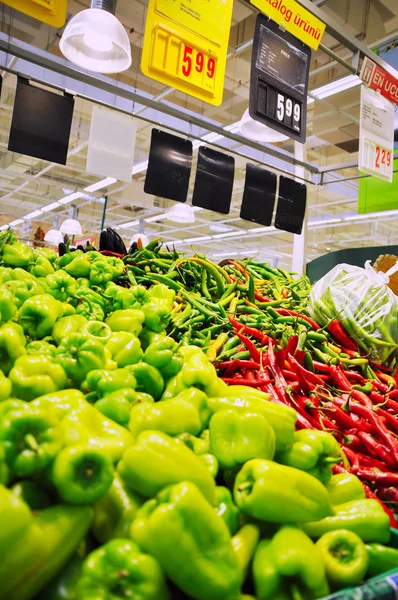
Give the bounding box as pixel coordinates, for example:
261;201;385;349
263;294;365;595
8;78;74;165
144;129;192;203
192;146;234;214
240;164;276;226
275;176;307;235
249;15;311;143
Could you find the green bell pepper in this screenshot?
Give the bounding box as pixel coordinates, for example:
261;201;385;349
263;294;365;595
1;237;32;267
35;246;57;265
9;354;67;401
149;283;175;305
139;328;165;351
89;255;114;286
3;278;45;308
2;502;92;600
54;333;106;384
215;485;240;535
276;430;344;484
209;409;275;469
0;406;62;477
173;387;211;429
77;539;170;600
92;473;144;543
232;524;260;582
234;459;332;523
142;300;172;332
126;362;164;400
80;320;112;345
207;393;296;453
0;286;17;323
82;368;137;402
95;388;137;426
105;331;143;367
117;430;216;504
26;340;56;359
28;252;54;277
200;452;219;478
0;323;26;375
11;480;51;510
365;543;398;577
75;295;105;321
64;254;91;278
31;389;88;420
0;370;11;401
131;481;241;600
45;270;78;302
316;529;369;588
302;499;391;543
144;336;177;367
106;308;145;336
177;429;211;455
51;444;113;504
326;473;366;506
253;526;329;600
39;553;83;600
18;294;64;339
128;395;202;438
52;315;88;345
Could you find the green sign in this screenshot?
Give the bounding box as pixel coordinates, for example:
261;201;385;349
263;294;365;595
358;150;398;214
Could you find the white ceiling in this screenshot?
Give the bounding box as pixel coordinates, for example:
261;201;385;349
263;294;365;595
0;0;397;269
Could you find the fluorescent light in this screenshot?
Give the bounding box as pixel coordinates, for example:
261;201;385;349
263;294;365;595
41;202;61;212
182;235;212;243
344;210;398;222
212;231;243;239
309;218;341;227
119;220;139;229
145;213;168;223
84;177;117;193
0;225;8;231
311;75;361;100
58;192;84;205
9;219;23;226
24;210;43;219
132;160;149;175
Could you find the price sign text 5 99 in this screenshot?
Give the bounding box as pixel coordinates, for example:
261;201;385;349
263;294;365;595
275;92;302;133
180;45;216;93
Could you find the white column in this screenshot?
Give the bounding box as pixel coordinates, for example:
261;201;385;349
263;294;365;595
291;141;308;275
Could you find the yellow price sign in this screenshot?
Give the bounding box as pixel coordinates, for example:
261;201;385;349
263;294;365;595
2;0;67;27
141;0;233;106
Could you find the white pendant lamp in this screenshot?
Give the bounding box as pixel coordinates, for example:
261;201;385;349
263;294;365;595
44;229;64;245
59;0;132;74
60;219;82;235
240;109;288;143
167;204;195;224
130;233;149;247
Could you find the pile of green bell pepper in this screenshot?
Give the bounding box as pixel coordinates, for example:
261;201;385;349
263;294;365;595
0;230;396;600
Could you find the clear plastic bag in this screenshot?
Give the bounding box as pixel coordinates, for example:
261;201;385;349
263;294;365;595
309;262;398;364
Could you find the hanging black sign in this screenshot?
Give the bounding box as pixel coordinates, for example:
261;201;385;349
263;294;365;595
8;78;74;164
249;14;311;143
240;164;276;226
192;146;234;215
275;176;307;235
144;129;192;203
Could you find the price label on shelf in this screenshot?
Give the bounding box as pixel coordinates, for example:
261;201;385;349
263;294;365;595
359;86;394;182
2;0;66;26
141;0;233;106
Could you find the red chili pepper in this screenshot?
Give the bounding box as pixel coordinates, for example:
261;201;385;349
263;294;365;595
264;344;291;406
333;463;350;475
215;360;260;372
341;446;359;470
313;361;332;374
357;432;396;468
329;365;352;392
228;316;270;346
281;369;298;380
285;335;299;356
296;396;337;430
274;309;320;330
375;408;398;434
344;434;366;452
221;377;271;387
362;484;398;528
294;349;306;364
351;405;398;462
375;371;396;389
260;381;289;406
356;453;389;472
328;320;357;351
324;402;372;433
372;380;390;394
288;354;325;395
371;362;393;374
235;332;261;364
343;371;365;384
254;292;271;303
358;468;398;485
379;487;398;504
351;389;374;410
295;413;318;430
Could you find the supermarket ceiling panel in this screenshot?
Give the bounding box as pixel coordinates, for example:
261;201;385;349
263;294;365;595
0;0;397;268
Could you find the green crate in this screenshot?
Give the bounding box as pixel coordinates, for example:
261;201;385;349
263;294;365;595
322;529;398;600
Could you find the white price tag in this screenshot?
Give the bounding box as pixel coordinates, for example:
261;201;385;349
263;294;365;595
359;86;394;182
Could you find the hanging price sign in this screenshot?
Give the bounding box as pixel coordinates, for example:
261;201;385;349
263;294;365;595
359;86;395;182
2;0;67;27
141;0;233;106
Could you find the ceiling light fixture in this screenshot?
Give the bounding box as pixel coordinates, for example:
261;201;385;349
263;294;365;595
84;177;117;193
167;204;195;224
44;229;64;245
344;210;398;222
132;160;149;175
59;0;132;74
240;109;288;143
60;219;82;235
9;219;24;227
311;75;361;100
41;202;61;213
58;192;84;205
130;233;149;247
24;210;43;219
309;218;342;227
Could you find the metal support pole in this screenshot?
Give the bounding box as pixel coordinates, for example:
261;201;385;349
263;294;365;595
100;195;108;231
291;142;308;275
